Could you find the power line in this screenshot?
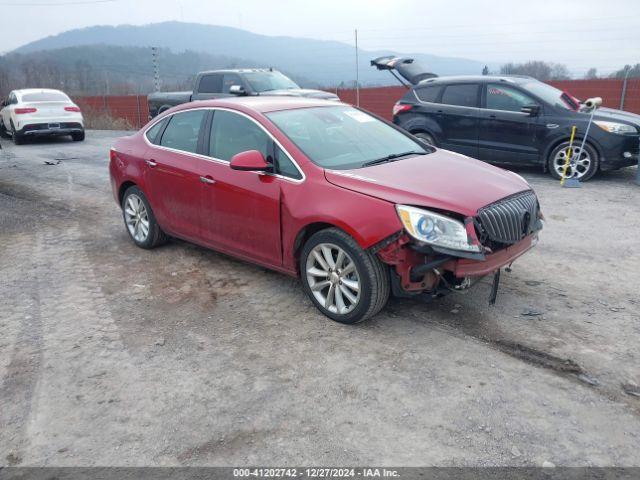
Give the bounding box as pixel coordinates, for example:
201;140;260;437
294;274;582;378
0;0;116;5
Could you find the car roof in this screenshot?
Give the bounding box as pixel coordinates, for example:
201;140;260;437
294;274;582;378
14;88;68;94
183;96;344;114
416;75;536;87
198;68;279;75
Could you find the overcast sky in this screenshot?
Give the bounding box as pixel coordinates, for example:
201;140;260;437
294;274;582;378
1;0;639;76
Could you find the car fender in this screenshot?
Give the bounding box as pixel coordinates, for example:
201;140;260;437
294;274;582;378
110;147;150;206
281;184;403;273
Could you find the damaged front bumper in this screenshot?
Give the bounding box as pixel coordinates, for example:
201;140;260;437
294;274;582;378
374;229;540;301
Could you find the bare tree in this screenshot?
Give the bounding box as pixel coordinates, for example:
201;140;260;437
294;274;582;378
500;61;571;81
584;68;598;79
550;63;570;80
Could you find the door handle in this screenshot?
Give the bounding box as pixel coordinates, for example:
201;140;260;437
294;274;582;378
489;114;497;119
146;159;157;167
199;176;215;185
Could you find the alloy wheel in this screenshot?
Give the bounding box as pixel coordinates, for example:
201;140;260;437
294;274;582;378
305;243;361;315
553;145;592;179
124;194;150;242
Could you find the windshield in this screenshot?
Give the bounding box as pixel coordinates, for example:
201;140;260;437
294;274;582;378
267;106;429;170
522;81;578;110
244;71;299;93
21;91;70;102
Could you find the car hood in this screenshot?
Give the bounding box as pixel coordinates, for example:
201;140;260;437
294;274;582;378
592;107;640;126
259;88;339;100
324;150;531;217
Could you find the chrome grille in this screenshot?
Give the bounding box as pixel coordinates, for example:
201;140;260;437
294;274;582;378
476;190;539;246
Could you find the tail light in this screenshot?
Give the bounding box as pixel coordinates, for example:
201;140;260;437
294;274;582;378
392;103;413;116
110;149;118;163
65;106;81;112
15;108;37;114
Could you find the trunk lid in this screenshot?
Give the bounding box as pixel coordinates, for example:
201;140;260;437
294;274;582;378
371;56;437;85
25;101;77;119
324;150;531;217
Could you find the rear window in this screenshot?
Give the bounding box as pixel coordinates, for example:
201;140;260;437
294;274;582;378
145;118;167;145
441;84;479;108
160;110;206;153
21;91;69;102
415;85;442;103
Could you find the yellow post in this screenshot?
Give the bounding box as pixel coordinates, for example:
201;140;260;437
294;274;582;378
560;126;577;186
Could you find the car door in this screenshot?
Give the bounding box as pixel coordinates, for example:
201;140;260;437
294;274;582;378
437;83;480;158
478;83;544;164
198;109;283;267
143;109;209;241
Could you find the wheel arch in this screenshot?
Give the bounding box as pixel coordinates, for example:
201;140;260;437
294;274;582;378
118;180;138;206
292;221;366;275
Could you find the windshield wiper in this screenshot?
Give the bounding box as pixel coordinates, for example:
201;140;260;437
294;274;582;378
362;151;423;167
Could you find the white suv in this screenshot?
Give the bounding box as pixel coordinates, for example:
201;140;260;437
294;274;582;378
0;89;84;144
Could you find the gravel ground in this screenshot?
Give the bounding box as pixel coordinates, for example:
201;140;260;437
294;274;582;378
0;131;639;467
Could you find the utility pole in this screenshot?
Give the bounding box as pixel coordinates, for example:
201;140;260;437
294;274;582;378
620;65;630;110
355;29;360;107
152;47;161;92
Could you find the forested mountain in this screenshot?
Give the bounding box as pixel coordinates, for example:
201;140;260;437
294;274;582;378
0;44;319;96
7;21;490;89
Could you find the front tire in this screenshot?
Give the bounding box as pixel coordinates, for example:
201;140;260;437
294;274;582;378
122;186;167;249
300;228;389;324
548;140;598;181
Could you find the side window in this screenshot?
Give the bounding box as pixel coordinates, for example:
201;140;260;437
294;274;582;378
415;85;442;103
486;84;538;112
275;145;302;180
209;110;271;162
441;84;479;107
159;110;206;153
145;118;167;145
222;74;243;94
198;74;223;94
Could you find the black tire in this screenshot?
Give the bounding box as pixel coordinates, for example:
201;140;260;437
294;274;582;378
300;228;389;324
547;140;599;181
71;131;85;142
11;122;24;145
414;131;437;147
121;185;168;249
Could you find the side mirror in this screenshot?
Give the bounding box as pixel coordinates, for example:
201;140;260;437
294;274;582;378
229;150;270;172
229;85;246;96
521;104;540;116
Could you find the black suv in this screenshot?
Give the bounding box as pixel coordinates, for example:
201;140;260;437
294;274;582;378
390;74;639;180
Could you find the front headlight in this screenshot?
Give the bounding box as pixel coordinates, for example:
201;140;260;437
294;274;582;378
594;121;637;135
396;205;480;252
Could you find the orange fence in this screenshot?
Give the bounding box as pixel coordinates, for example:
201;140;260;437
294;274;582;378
75;79;640;129
74;95;149;129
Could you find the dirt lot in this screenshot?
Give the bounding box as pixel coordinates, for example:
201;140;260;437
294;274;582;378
0;131;639;467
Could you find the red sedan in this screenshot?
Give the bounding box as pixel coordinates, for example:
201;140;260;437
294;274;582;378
109;97;543;324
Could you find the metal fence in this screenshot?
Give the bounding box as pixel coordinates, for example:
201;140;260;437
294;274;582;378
73;79;640;129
